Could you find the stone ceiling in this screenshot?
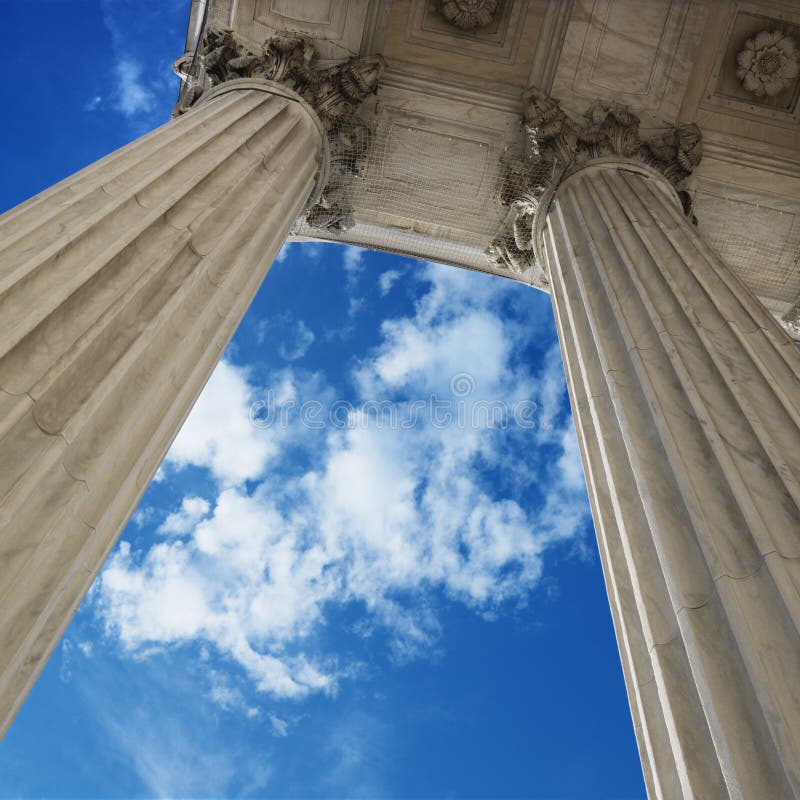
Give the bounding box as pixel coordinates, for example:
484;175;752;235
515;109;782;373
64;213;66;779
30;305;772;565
179;0;800;336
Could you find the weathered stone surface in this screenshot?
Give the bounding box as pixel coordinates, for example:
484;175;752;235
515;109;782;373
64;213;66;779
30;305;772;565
544;159;800;799
0;82;325;739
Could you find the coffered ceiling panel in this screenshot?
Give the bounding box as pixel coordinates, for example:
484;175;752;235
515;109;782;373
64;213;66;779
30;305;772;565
382;0;547;88
699;1;800;128
551;0;709;123
232;0;377;58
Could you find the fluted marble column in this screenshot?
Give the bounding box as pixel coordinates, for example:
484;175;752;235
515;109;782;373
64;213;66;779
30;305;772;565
0;78;327;736
535;132;800;794
0;24;384;737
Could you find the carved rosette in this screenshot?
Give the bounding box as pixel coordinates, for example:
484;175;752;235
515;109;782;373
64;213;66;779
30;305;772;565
174;27;385;232
736;30;800;97
437;0;500;30
487;89;702;285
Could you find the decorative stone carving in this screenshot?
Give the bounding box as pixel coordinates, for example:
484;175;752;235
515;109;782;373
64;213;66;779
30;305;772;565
487;89;702;282
486;153;546;281
736;30;800;97
174;26;385;232
437;0;500;31
781;299;800;341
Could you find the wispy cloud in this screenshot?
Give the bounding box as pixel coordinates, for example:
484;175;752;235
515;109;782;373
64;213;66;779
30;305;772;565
256;313;316;361
94;263;589;706
379;269;401;296
100;0;179;128
342;246;369;316
158;496;211;536
269;714;289;737
342;245;367;284
279;320;315;361
83;95;103;112
113;58;156;117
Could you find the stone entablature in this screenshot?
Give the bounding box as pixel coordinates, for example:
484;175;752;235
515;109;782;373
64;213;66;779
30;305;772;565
175;26;385;232
169;0;800;338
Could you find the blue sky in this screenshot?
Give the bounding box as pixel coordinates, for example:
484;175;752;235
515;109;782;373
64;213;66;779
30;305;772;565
0;2;645;798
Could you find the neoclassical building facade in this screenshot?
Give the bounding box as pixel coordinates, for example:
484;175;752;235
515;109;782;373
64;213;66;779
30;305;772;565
0;1;799;797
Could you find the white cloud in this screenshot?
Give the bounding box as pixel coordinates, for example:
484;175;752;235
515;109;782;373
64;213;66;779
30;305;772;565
84;95;102;112
269;715;289;737
99;0;178;127
278;320;315;361
557;421;586;493
304;242;324;261
60;640;74;684
96;261;589;706
208;670;260;717
165;361;279;485
158;496;210;536
378;270;401;296
341;246;366;284
132;505;157;528
113;58;156;117
348;296;365;318
274;243;293;263
256;314;315;360
98;705;247;798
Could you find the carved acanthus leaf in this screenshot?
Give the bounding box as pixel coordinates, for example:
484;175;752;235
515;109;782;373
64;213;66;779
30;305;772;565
174;26;385;233
523;90;702;187
486;90;703;282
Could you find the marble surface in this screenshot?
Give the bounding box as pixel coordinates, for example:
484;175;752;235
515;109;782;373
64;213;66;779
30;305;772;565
0;84;324;739
545;161;800;798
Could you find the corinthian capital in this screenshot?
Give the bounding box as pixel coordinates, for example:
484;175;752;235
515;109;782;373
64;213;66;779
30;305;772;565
178;27;384;125
524;88;702;192
174;26;385;232
487;89;703;284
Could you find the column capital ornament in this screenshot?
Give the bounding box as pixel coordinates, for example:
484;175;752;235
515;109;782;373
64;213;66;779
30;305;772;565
487;88;703;286
175;26;385;232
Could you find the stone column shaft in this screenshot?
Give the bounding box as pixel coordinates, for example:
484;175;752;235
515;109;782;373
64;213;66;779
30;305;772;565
0;82;324;737
543;164;800;798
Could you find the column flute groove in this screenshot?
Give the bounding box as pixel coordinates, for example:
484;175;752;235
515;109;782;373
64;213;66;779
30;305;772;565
580;171;797;561
518;88;800;797
544;205;713;800
0;24;386;738
602;169;800;558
